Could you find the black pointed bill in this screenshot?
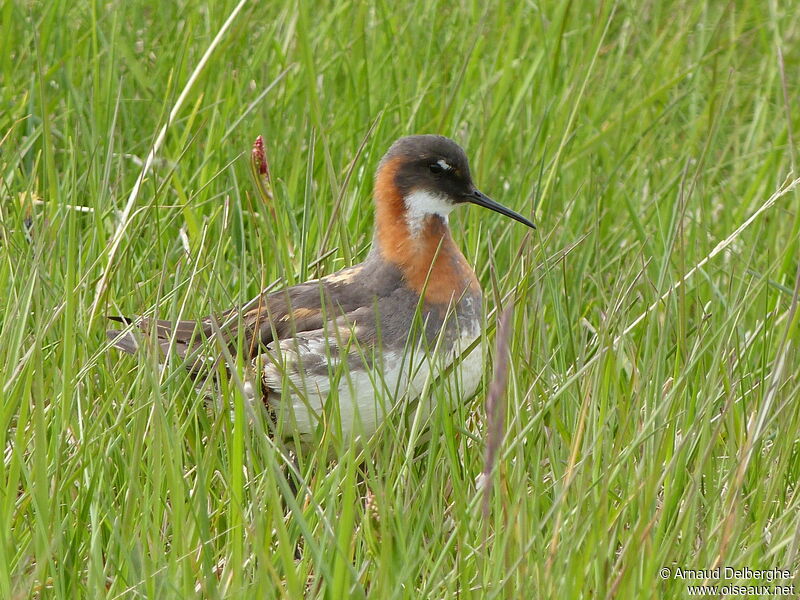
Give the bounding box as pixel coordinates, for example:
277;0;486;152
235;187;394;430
465;189;536;229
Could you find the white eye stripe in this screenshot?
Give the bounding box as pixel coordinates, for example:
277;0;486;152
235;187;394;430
437;159;453;171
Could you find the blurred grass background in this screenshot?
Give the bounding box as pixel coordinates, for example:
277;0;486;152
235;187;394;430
2;0;800;597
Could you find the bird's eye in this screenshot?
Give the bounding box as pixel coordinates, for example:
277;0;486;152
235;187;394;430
429;162;444;174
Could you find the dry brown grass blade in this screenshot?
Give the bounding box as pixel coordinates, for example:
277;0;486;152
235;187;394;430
88;0;250;325
482;304;514;519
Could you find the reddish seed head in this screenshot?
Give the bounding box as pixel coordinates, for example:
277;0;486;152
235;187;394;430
252;135;268;176
250;135;276;215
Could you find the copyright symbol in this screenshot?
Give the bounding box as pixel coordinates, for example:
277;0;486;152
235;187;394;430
659;567;671;579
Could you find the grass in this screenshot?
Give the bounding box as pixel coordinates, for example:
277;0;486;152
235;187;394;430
2;0;800;597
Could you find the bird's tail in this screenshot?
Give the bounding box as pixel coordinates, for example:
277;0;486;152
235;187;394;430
106;316;204;360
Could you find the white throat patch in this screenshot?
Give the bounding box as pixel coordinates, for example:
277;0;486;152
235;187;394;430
404;189;454;235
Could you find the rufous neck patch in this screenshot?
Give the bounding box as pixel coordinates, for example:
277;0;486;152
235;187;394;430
373;157;480;305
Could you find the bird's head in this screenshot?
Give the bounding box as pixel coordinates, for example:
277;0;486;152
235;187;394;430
374;135;535;235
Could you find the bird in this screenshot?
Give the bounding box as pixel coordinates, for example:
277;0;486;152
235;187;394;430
107;135;535;445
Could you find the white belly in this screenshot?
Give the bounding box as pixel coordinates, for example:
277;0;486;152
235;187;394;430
257;332;484;443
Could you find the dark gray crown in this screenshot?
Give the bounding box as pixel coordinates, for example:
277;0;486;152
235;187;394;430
379;135;475;199
381;135;470;172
